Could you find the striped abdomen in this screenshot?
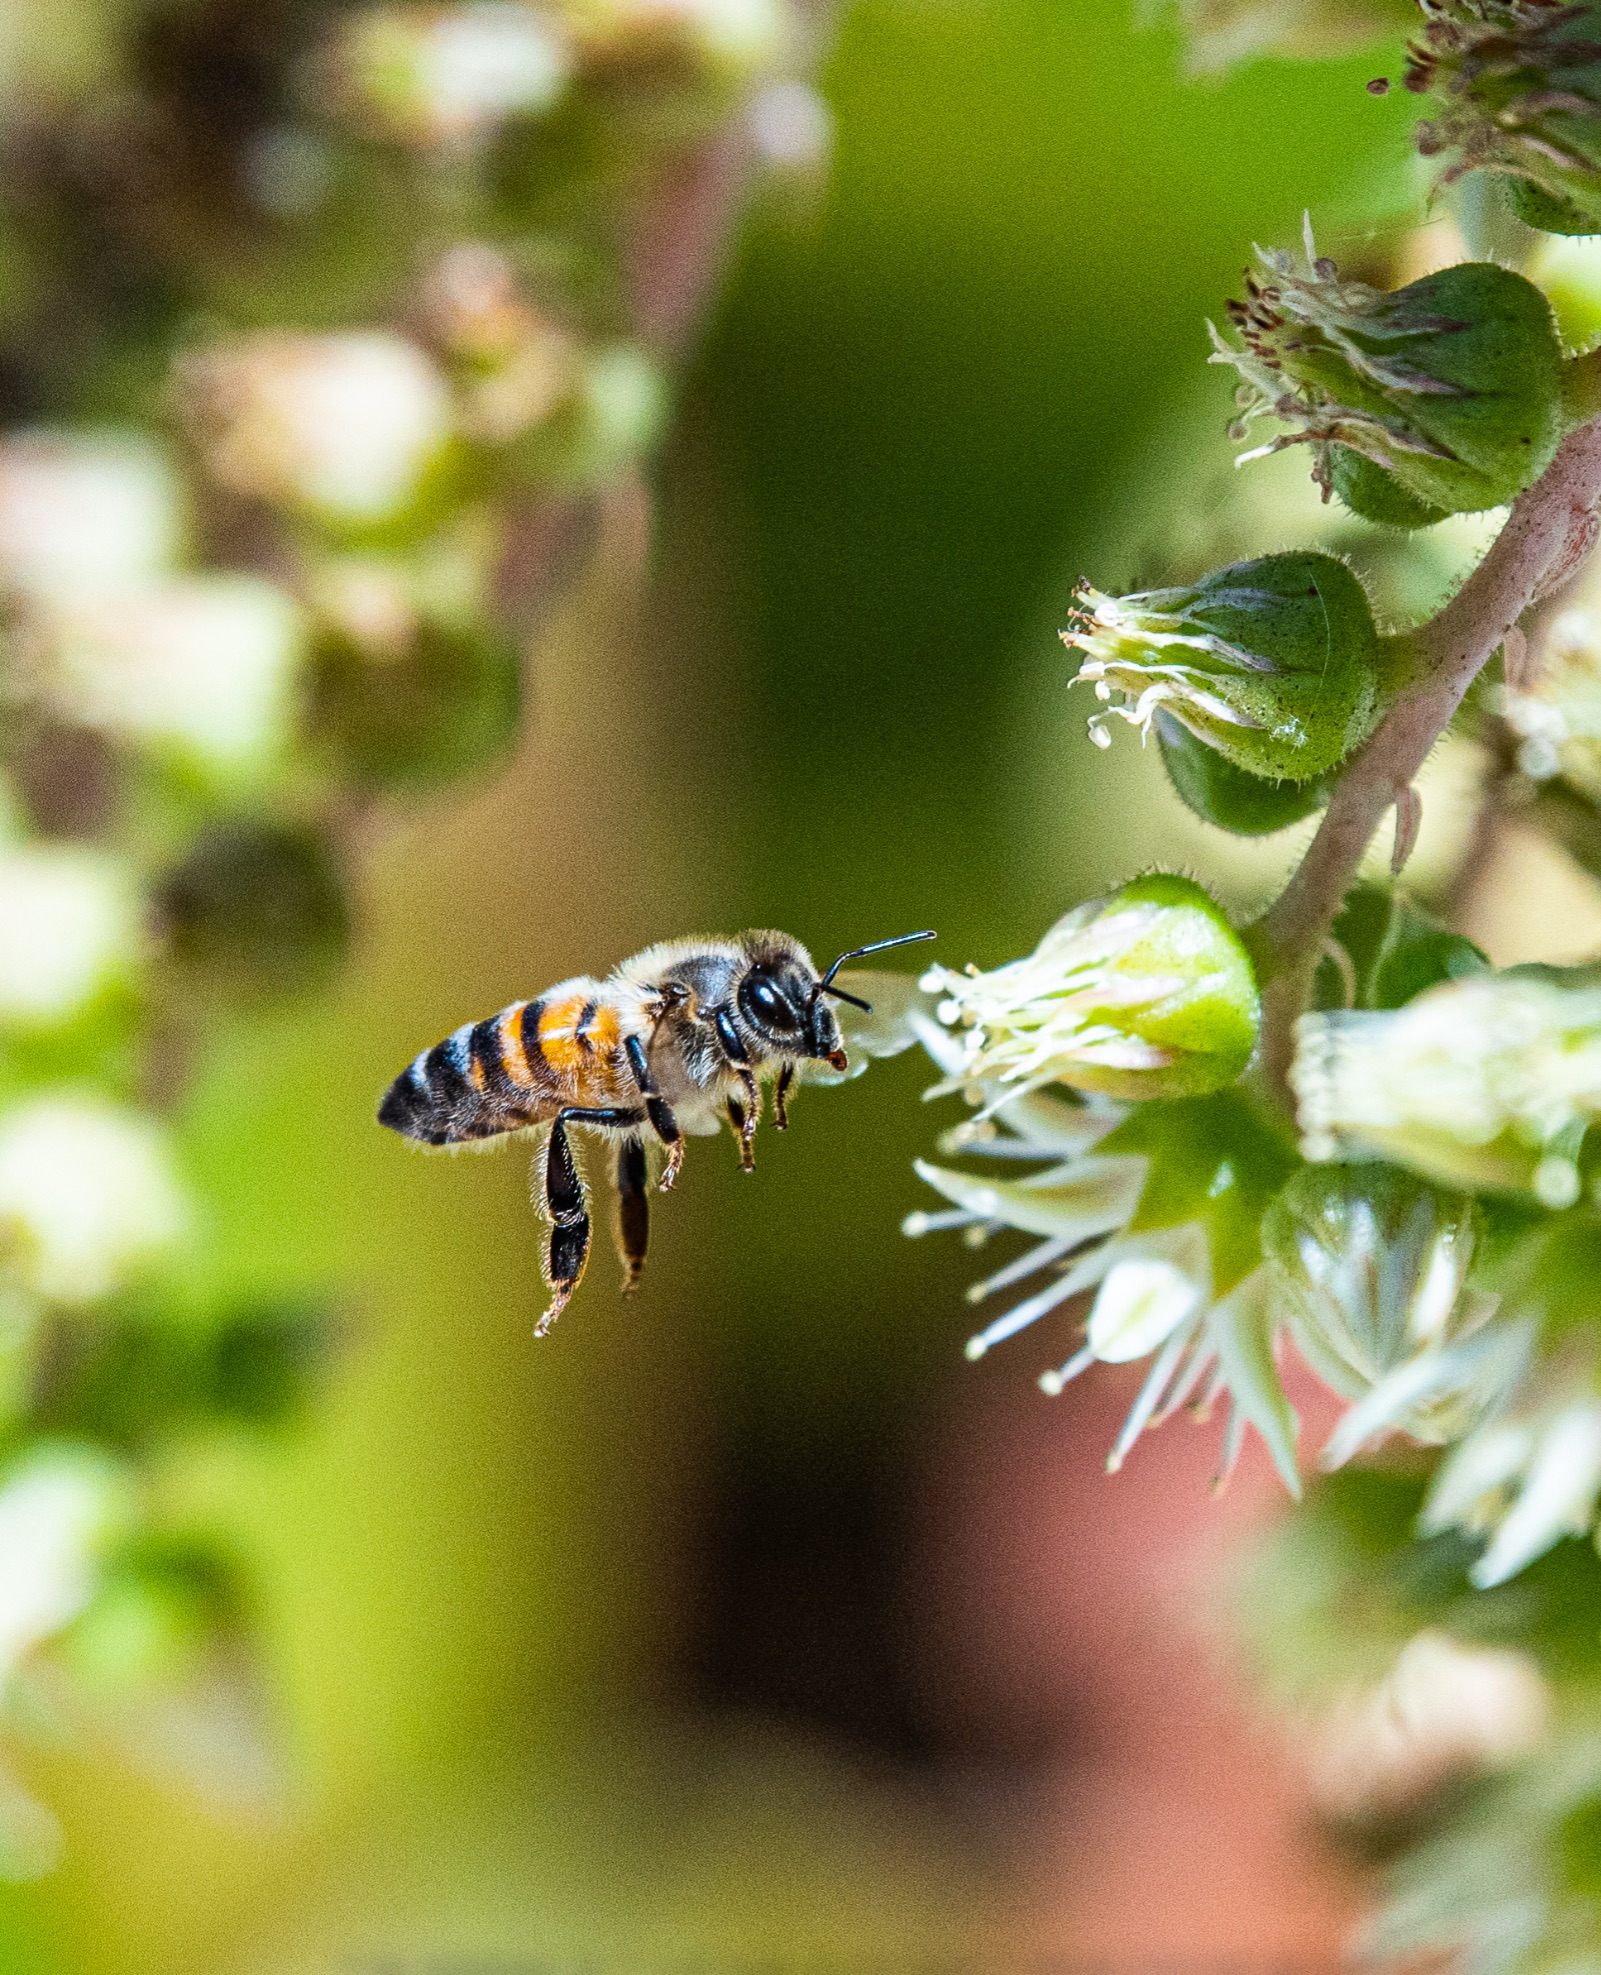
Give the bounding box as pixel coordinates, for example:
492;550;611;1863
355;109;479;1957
378;990;629;1145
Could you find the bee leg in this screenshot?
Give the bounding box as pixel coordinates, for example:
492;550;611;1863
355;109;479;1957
535;1117;591;1337
725;1096;756;1173
615;1137;650;1295
624;1035;685;1192
774;1063;795;1131
709;1009;760;1169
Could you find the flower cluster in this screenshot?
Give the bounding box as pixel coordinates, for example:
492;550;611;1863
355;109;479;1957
0;0;807;1876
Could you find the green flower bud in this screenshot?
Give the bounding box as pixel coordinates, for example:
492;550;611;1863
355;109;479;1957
1294;970;1601;1204
1263;1164;1499;1450
61;1539;243;1695
1064;551;1383;783
1409;1;1601;235
157;822;350;1000
1212;240;1565;519
308;605;520;793
924;874;1260;1102
1154;708;1332;836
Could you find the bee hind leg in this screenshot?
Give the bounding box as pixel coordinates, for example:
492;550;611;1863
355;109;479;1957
535;1119;590;1336
615;1137;650;1295
535;1111;641;1335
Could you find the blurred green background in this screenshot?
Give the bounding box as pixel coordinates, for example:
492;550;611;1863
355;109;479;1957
0;4;1415;1967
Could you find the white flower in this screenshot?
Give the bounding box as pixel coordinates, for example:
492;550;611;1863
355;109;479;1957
1423;1384;1601;1587
1309;1630;1551;1820
921;875;1260;1104
0;433;182;605
331;3;573;146
907;1086;1300;1488
0;845;141;1027
0;1447;130;1676
182;331;454;526
1087;1256;1204;1362
1293;974;1601;1206
41;575;302;774
0;1096;189;1305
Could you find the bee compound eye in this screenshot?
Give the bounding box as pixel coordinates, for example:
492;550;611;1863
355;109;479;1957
741;971;800;1032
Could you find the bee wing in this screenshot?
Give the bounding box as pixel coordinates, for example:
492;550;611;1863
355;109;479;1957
797;968;949;1084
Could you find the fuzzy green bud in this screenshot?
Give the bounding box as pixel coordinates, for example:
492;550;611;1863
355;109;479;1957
1294;969;1601;1205
1212;237;1564;521
924;874;1260;1102
1409;1;1601;235
1064;551;1383;783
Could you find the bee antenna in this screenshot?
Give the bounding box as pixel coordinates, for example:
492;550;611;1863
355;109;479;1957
811;930;936;1015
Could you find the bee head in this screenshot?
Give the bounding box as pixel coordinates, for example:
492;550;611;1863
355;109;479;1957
737;929;936;1070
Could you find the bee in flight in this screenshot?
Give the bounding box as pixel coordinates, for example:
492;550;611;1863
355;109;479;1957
378;928;934;1334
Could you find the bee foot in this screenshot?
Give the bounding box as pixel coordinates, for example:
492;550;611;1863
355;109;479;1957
534;1288;573;1338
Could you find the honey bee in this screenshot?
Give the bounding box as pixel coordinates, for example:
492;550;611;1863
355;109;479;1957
378;929;934;1333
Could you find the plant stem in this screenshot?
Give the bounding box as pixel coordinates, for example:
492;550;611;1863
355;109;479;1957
1253;412;1601;1090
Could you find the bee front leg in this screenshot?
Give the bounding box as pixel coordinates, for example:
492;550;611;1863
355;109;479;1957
709;1010;760;1171
774;1062;795;1131
623;1035;684;1191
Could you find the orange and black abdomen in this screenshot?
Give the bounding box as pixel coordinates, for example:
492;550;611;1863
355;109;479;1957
378;992;632;1145
379;999;554;1145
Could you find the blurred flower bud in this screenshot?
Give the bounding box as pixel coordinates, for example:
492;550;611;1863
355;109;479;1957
0;1446;132;1678
1160;0;1414;74
1309;1630;1550;1821
1294;972;1601;1205
61;1539;243;1697
181;332;454;528
419;245;579;444
1409;1;1601;235
564;343;669;485
1265;1165;1479;1390
1212;237;1565;522
0;434;182;604
0;844;140;1028
1501;606;1601;793
40;576;302;777
325;2;572;147
1263;1164;1515;1462
1153;708;1332;836
307;565;520;790
923;874;1260;1102
564;0;789;78
1064;552;1383;783
157;822;349;998
0;1096;188;1305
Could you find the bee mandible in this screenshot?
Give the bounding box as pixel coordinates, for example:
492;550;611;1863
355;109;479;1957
378;928;934;1333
